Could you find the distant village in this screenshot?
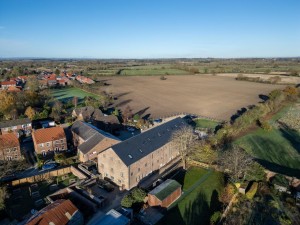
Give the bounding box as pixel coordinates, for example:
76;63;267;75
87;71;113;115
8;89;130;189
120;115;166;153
0;71;95;92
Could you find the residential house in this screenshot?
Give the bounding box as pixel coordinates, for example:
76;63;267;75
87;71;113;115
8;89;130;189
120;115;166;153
76;75;95;84
0;80;16;90
26;199;84;225
0;133;22;161
32;126;67;156
72;106;104;122
148;179;182;208
0;118;32;137
93;115;121;133
17;75;28;83
7;86;22;92
71;121;120;162
47;77;57;87
97;117;187;190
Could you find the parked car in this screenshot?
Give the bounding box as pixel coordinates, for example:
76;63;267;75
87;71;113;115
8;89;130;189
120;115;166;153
126;126;135;132
153;118;162;123
97;179;114;192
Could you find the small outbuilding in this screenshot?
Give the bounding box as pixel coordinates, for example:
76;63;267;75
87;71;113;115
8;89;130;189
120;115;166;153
148;179;182;208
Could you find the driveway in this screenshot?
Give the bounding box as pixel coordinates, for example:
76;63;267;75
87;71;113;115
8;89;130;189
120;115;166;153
86;185;128;225
21;140;37;166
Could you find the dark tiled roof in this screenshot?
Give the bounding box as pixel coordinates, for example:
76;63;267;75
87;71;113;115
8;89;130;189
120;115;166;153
111;117;187;166
95;115;120;124
0;118;31;128
71;121;120;154
149;179;181;201
73;106;104;121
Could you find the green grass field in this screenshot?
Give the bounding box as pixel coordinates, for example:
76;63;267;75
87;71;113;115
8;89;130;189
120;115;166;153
236;106;300;177
158;167;224;225
119;68;190;76
50;87;99;102
195;118;219;129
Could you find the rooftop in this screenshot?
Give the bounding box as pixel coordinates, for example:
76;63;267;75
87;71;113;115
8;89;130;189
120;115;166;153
26;199;79;225
0;118;31;128
0;133;19;149
109;117;187;166
95;209;130;225
32;126;66;144
149;179;181;201
71;121;120;154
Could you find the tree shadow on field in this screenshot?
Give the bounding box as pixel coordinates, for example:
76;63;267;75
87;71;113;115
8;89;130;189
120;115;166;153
134;107;150;117
183;191;210;225
278;125;300;154
230;107;247;123
115;99;132;107
114;92;131;99
255;158;300;178
142;113;151;120
259;94;269;102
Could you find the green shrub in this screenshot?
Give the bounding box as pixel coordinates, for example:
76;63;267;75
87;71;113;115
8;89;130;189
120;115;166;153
210;211;221;225
131;188;146;202
258;119;272;131
246;182;258;200
121;194;134;208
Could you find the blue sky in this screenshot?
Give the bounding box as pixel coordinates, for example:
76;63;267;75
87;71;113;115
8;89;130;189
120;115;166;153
0;0;299;58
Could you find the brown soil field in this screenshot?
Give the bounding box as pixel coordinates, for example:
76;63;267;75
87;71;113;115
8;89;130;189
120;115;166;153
216;73;300;84
101;75;284;120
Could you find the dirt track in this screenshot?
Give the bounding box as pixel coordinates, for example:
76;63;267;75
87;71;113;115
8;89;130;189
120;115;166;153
101;75;283;120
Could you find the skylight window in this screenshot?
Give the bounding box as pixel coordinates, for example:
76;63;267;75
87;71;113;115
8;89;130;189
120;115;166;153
139;149;143;153
128;154;133;159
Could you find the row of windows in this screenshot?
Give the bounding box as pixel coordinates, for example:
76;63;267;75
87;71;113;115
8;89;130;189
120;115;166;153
39;139;64;148
6;155;19;160
5;147;18;153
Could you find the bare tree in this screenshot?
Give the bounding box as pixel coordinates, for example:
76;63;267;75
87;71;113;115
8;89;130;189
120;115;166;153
172;125;194;169
219;146;253;183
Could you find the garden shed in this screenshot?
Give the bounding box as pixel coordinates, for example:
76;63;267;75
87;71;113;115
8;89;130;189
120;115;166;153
148;179;182;208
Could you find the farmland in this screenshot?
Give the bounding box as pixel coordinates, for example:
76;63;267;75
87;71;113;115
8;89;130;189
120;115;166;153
236;104;300;177
102;75;283;120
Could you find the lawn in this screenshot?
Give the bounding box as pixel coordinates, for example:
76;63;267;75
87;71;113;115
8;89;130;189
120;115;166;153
50;87;99;103
235;105;300;178
194;118;219;130
158;167;224;225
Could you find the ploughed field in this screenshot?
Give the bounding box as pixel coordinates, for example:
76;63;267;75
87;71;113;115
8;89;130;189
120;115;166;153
101;75;283;120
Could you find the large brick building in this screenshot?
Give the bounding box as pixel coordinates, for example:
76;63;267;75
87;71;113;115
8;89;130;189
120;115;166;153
32;126;67;156
97;117;187;190
0;133;22;161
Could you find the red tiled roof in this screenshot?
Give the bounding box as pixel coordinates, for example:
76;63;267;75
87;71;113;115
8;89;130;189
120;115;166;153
7;86;22;92
18;76;28;80
0;133;19;149
1;81;16;85
32;127;65;144
26;199;78;225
